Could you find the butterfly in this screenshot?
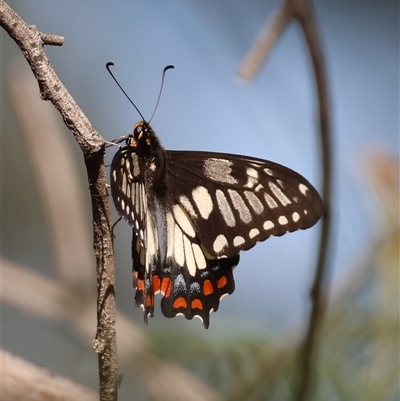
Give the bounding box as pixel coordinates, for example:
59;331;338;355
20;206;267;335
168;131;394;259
110;121;324;328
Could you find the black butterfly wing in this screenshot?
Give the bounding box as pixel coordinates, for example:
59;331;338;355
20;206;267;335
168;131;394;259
165;150;324;259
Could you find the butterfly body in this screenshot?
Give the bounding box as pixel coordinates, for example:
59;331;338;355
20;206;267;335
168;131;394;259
111;121;323;328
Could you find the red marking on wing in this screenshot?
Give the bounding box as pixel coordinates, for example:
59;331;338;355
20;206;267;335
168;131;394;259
173;297;187;309
137;279;145;291
161;278;171;296
145;294;154;307
191;299;203;310
152;275;161;292
217;276;228;289
203;279;213;295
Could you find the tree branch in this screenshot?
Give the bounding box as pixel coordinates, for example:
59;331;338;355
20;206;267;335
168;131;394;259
0;1;118;400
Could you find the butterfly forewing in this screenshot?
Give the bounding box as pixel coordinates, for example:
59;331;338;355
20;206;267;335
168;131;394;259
165;151;323;259
110;121;323;328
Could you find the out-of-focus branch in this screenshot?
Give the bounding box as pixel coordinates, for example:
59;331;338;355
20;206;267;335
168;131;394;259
237;0;332;400
9;60;94;294
1;350;99;401
294;1;332;400
237;2;292;80
0;2;117;400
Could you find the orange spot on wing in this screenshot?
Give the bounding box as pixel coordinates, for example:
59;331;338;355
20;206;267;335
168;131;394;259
137;279;145;291
161;278;171;296
203;279;214;295
152;275;161;292
145;294;154;307
217;276;228;289
173;297;187;309
191;299;203;310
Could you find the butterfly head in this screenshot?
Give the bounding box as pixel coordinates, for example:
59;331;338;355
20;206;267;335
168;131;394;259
123;121;165;170
126;121;151;146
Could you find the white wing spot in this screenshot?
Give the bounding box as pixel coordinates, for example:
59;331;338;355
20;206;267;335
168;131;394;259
263;220;275;230
112;170;117;181
299;184;309;196
255;184;264;192
173;224;185;266
132;154;140;177
121;172;127;192
304;209;308;215
233;236;245;247
278;216;289;225
203;158;238;184
264;193;278;209
244;191;264;214
192;186;213;219
264;168;274;176
249;228;260;239
179;195;198;219
269;182;292;206
228;189;252;224
173;205;196;238
183;236;196;276
192;243;207;269
245;168;259;188
216;189;236;227
292;211;300;222
166;213;175;258
135;184;140;214
146;213;158;267
213;234;228;254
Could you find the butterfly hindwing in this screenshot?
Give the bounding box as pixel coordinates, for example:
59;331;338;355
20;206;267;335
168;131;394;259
159;205;238;327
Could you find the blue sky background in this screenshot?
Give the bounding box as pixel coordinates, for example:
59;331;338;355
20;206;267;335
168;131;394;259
3;0;398;336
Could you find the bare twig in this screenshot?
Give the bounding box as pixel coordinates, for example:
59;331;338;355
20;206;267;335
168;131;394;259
0;2;117;400
1;350;99;401
237;0;332;399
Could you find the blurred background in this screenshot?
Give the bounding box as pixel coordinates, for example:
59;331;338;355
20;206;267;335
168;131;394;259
1;0;398;400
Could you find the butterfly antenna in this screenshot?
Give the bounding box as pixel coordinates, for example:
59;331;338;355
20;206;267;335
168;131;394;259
106;62;146;122
148;65;175;123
